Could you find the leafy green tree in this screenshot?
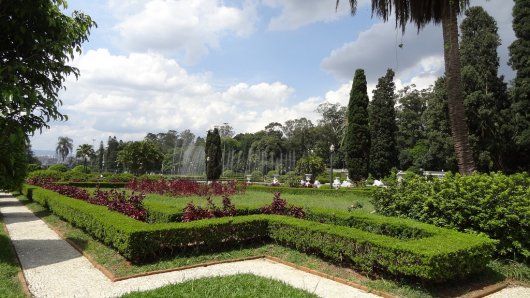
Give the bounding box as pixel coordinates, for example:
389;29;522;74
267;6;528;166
0;1;94;188
338;0;476;174
295;155;326;183
96;141;104;173
0;121;27;190
56;136;73;162
396;86;428;170
283;118;315;158
0;0;96;134
344;69;370;181
460;6;511;172
369;69;398;178
423;78;458;172
104;136;122;173
508;0;530;171
117;141;163;175
75;144;94;173
315;103;346;168
205;128;222;180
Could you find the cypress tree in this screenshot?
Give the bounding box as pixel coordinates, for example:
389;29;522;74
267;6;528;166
368;69;398;178
508;0;530;171
205;128;222;180
460;6;511;172
344;69;370;181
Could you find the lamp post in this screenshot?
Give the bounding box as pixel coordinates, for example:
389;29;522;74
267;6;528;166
329;144;335;189
206;156;210;184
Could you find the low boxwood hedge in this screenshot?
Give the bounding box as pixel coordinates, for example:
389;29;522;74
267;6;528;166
23;185;496;282
247;185;374;196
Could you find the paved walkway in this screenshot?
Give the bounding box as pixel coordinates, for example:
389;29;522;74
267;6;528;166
0;193;381;298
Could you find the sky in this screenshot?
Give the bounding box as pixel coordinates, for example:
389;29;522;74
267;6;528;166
31;0;516;151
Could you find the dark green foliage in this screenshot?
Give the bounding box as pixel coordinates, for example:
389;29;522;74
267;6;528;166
24;184;496;281
0;122;28;190
0;0;96;133
396;86;428;170
372;172;530;261
205;128;222;180
48;164;68;172
422;78;458;172
369;69;398;178
344;69;370;181
294;155;326;183
104;136;122;173
508;0;530;170
460;6;512;172
117;141;163;175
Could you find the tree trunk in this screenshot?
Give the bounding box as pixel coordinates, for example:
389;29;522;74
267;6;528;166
442;5;476;175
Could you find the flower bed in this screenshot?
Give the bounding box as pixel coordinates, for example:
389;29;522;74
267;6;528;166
127;178;247;197
27;178;147;221
23;184;497;282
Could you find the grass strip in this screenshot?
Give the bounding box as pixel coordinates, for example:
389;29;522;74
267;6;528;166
0;210;27;298
120;273;319;298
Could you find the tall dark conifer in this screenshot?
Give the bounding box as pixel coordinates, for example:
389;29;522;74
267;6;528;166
205;128;222;180
344;69;370;181
508;0;530;171
460;6;511;172
369;69;398;178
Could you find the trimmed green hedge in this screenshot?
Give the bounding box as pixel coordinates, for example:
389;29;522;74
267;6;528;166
372;172;530;261
22;185;496;282
247;185;374;196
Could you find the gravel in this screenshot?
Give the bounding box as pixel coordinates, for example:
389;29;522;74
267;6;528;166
0;193;381;298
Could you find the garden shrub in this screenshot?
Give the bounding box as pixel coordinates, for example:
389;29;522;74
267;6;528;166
71;165;90;173
372;172;530;261
47;164;68;172
248;185;373;197
62;171;91;182
22;185;498;282
248;171;262;182
26;170;63;181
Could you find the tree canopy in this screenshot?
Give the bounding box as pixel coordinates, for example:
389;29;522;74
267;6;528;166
0;0;96;134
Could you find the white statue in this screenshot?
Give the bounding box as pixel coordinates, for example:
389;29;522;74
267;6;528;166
372;179;385;187
332;177;341;189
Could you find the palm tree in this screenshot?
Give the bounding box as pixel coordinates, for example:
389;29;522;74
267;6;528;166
76;144;95;173
337;0;476;174
56;136;73;162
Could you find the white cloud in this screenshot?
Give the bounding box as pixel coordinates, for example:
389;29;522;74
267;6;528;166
30;50;315;149
321;1;515;86
221;82;293;108
263;0;370;30
321;20;443;84
114;0;257;62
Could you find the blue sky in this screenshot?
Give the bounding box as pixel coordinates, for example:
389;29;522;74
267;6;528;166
31;0;515;151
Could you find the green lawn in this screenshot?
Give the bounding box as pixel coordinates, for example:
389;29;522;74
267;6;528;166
120;274;318;298
143;188;374;215
0;213;26;298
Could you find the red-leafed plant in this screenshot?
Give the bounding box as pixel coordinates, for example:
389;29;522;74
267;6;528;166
181;195;236;222
27;178;147;222
260;192;305;219
126;178;246;197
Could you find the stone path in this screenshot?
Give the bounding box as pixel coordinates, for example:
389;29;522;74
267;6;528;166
0;193;381;298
